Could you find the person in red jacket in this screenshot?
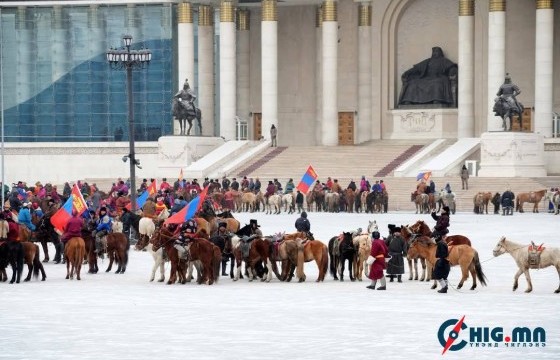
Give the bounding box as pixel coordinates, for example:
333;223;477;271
62;210;84;244
367;231;389;290
3;211;20;242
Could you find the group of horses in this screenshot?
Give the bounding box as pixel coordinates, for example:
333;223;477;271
473;189;550;214
411;189;456;215
217;187;389;215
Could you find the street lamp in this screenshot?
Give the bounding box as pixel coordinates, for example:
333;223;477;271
106;35;151;212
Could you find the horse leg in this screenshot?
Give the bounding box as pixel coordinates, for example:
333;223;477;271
41;240;49;262
65;256;70;279
24;260;32;282
150;256;158;281
349;257;355;282
419;259;425;281
555;265;560;293
266;258;273;282
187;121;193;136
105;251;114;272
407;258;413;281
158;256;165;282
523;269;533;293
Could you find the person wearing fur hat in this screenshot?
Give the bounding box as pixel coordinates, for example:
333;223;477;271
431;206;450;242
367;231;389;290
384;226;406;283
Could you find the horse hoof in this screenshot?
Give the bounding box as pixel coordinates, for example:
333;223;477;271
525;289;532;293
65;276;69;280
554;289;560;294
457;284;463;289
431;284;437;290
470;286;476;290
158;279;165;283
24;279;30;282
42;259;49;263
105;270;110;273
42;278;46;281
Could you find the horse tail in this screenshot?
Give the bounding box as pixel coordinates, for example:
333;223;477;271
32;244;41;279
270;258;283;281
473;251;487;286
328;239;337;278
321;244;328;281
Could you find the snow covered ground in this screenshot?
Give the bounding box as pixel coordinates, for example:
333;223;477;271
1;211;559;360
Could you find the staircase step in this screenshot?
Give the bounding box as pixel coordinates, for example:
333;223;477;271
375;145;424;177
237;147;288;177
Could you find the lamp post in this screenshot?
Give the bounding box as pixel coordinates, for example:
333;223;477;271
106;35;151;211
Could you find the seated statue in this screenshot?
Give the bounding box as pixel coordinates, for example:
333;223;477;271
398;47;458;107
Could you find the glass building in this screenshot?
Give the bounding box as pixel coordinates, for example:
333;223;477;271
0;3;175;142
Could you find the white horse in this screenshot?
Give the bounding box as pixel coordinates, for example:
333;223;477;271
281;193;295;214
353;234;371;281
367;220;379;234
493;236;560;293
111;220;123;233
266;194;281;215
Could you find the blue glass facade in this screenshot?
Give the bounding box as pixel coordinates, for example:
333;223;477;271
0;4;174;142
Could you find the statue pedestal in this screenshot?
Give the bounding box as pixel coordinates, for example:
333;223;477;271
478;132;547;177
157;136;225;178
386;108;458;139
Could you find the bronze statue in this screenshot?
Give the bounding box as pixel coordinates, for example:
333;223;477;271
398;47;458;107
172;79;202;136
493;73;524;131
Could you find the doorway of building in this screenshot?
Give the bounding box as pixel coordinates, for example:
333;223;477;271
253;113;262;140
338;112;354;145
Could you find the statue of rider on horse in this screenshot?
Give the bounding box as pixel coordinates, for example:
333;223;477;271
173;78;202;136
493;73;524;132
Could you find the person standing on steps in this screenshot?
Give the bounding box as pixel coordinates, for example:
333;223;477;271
270;124;277;147
461;165;469;190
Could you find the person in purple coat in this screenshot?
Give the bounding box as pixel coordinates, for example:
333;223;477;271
367;231;389;290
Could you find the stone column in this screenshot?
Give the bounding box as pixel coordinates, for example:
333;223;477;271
358;3;372;144
237;9;251;136
198;5;215;136
261;0;278;142
487;0;506;132
534;0;555;137
458;0;475;138
220;0;237;140
315;6;323;145
177;2;194;90
322;0;338;146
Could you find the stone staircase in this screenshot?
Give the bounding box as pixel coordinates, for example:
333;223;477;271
237;147;288;178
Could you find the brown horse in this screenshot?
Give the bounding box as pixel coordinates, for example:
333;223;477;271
411;193;429;214
64;237;86;280
516;189;548;213
302;240;329;282
473;192;492;214
21;242;47;281
104;233;129;274
151;227;188;285
269;233;305;282
344;188;356;213
407;237;487;290
408;220;472;247
233;237;277;282
399;226;429;281
185;238;221;285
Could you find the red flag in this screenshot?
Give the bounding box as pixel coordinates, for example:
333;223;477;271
51;184;87;232
165;186;209;225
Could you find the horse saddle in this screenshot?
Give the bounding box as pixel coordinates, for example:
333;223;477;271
528;242;545;268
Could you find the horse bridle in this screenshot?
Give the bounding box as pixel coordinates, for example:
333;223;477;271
152;231;177;252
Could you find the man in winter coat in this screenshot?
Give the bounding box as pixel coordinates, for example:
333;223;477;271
384;226;406;282
295;211;311;233
431;206;450;241
284;179;295;194
331;179;342;194
460;165;469;190
433;237;450;293
231;178;240;191
347;180;357;192
295;190;304;213
61;210;84;251
94;207;112;256
501;189;515;216
367;231;389;290
17;202;36;231
265;181;276;199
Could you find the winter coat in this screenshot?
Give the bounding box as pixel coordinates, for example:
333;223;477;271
254;180;262;192
433;241;450;280
17;208;36;231
96;214;112;232
360;179;369;192
265;184;276;197
431;211;450;233
296;192;304;205
501;191;515;207
385;234;406;275
461;168;469;180
429;181;436;194
371;184;381;193
7;221;20;241
62;216;83;242
331;182;342;194
368;239;388;280
231;181;240;191
285;182;295;194
347;182;357;192
143;200;156;218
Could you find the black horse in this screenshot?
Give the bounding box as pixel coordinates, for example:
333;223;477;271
34;215;62;263
0;241;25;284
328;232;356;281
172;98;202;136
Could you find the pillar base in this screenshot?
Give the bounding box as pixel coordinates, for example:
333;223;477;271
386;108;458;139
478;132;547;177
157;135;225;177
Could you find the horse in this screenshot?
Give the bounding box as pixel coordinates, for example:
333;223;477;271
64;237;86;280
21;242;47;281
493;95;523;131
233;237;275;282
493;236;560;293
281;193;295;214
411;192;429;214
516;189;548;213
34;215;62;263
208;233;236;278
172;97;202;136
135;230;166;282
473;192;492;214
324;192;339;213
186;238;221;285
265;194;281;215
353;233;371;281
241;191;256;212
312;188;325;212
82;220;98;274
399;226;429;281
408;220;472;247
103;232;129;274
151;227;188;285
280;233;327;282
328;232;356;281
269;233;305;282
344;189;356;213
408;237;487;290
0;241;24;283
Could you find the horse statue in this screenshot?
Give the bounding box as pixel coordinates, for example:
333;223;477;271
172;78;202;136
493;236;560;293
493;73;524;131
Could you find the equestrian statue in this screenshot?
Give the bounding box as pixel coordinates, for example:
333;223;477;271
493;73;524;132
172;78;202;136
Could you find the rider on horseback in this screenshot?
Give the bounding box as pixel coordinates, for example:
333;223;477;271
17;202;36;231
431;206;450;243
494;73;523;131
174;219;198;258
174;78;197;114
93;207;112;257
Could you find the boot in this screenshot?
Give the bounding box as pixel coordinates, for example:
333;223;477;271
366;280;376;289
438;279;448;293
389;275;394;282
221;260;228;276
377;277;387;290
397;275;402;283
438;286;448;293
